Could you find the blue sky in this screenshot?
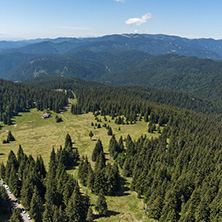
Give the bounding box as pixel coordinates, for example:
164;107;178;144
0;0;221;40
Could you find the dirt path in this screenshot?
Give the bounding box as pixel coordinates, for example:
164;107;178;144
0;130;8;135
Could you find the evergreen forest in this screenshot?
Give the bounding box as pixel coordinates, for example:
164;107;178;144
1;76;222;221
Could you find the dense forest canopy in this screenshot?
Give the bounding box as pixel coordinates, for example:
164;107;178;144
26;77;222;115
0;79;68;125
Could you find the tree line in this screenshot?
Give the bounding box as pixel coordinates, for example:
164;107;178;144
0;79;68;125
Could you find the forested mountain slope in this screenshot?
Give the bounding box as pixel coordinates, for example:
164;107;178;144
0;79;68;125
101;54;222;103
3;49;152;81
25;77;222;115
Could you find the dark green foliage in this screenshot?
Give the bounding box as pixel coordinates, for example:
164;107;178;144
29;187;44;222
5;150;18;184
71;104;82;115
8;165;21;197
95;190;108;216
55;115;63;123
62;134;79;167
10;208;23;222
92;139;104;162
0;162;6;179
87;167;95;192
78;156;90;186
2;139;9;144
7;131;15;141
3;140;88;222
86;207;94;222
109;135;123;159
0;186;10;215
107;127;113;136
105;163;121;195
63;176;78;207
93;169;106;195
66;186;88;222
42;204;53;222
89;131;94;140
0;79;68;124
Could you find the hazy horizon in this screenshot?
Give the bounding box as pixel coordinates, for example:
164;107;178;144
1;0;222;41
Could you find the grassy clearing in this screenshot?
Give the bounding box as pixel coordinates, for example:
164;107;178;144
0;108;160;221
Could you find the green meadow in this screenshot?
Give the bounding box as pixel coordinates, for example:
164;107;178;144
0;108;159;222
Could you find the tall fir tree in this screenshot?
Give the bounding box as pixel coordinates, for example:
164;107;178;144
92;139;104;162
10;208;23;222
29;186;44;222
95;190;108;216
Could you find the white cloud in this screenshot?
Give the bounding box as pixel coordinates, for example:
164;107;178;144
115;0;125;2
125;13;152;26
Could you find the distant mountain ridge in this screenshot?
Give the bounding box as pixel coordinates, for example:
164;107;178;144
1;34;222;59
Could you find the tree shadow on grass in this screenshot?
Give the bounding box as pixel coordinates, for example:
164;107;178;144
94;210;120;219
114;176;130;197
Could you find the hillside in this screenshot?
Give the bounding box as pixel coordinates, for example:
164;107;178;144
4;49;152;81
100;54;222;103
25;76;222;115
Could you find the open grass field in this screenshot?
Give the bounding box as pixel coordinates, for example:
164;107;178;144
0;108;160;222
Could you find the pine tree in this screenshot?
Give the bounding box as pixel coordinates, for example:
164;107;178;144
63;176;78;207
92;139;104;162
95;190;108;216
78;156;90;186
107;127;113;136
0;186;10;214
20;176;34;210
108;135;120;158
144;112;149;122
95;152;106;172
9;165;20;197
17;145;24;166
66;186;83;222
118;136;124;153
64;133;72;150
10;208;23;222
29;187;44;222
94;169;106;195
150;195;163;220
87;166;95;192
7;131;15;141
86;207;94;222
0;162;6;179
42;204;53;222
89;131;94;140
5;150;18;183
